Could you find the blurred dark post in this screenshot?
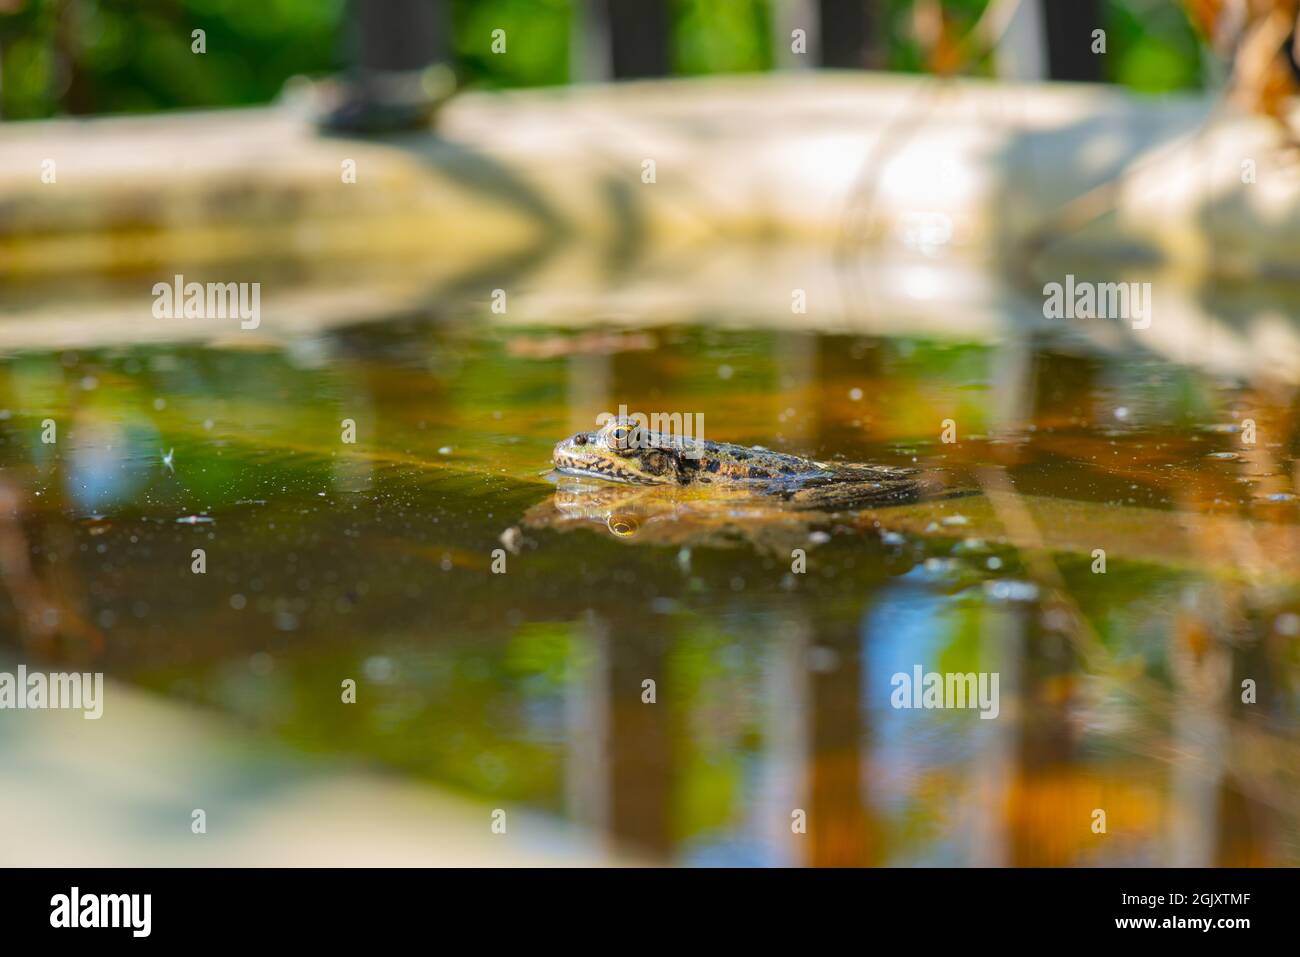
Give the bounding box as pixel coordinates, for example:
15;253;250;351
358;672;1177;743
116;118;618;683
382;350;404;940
322;0;455;133
602;0;671;78
1041;0;1104;82
817;0;874;69
352;0;447;73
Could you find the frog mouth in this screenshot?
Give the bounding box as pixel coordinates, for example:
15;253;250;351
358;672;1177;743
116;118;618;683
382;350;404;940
553;448;637;483
553;438;665;484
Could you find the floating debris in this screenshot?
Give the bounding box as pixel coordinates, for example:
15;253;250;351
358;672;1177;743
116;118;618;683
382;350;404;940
498;526;522;555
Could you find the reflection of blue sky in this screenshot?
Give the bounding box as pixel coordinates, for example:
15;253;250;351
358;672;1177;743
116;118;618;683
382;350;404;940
64;415;160;513
866;569;999;865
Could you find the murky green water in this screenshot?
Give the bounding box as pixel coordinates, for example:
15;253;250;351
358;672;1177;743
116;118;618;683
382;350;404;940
1;307;1297;865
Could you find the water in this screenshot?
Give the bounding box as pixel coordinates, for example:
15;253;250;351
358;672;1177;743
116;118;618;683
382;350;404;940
1;308;1297;866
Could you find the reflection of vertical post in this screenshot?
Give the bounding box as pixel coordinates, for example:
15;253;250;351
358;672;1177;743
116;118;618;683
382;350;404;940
989;336;1034;436
759;611;812;865
1214;617;1285;865
1007;596;1078;867
567;354;611;437
565;612;610;837
807;603;872;866
605;614;674;855
776;333;817;449
566;610;673;856
968;601;1020;866
1167;592;1229;867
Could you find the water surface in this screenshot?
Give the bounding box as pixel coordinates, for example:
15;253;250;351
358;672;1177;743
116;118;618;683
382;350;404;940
1;303;1297;866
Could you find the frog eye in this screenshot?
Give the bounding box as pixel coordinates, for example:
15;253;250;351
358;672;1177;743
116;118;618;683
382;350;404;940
609;425;638;449
607;514;639;537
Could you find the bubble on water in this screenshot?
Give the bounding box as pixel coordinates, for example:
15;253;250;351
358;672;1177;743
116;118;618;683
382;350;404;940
363;655;395;682
1207;452;1239;460
438;446;453;455
1275;613;1300;637
230;593;247;610
808;530;831;545
153;398;166;411
984;580;1039;602
986;556;1003;570
1114;406;1129;420
941;515;969;526
849;388;863;401
717;364;734;380
881;531;906;546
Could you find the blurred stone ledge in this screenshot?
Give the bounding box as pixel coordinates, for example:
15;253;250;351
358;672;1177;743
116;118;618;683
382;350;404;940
0;72;1296;281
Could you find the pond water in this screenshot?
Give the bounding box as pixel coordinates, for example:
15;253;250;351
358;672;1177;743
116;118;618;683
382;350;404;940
1;301;1297;866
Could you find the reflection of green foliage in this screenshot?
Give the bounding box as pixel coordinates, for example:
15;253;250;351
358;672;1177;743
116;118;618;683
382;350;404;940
138;638;570;807
451;0;570;89
1105;0;1203;93
667;618;757;841
676;752;741;838
504;621;578;684
0;0;344;118
673;0;771;75
936;599;985;674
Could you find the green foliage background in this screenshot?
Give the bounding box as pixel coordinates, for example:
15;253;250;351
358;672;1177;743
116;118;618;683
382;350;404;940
0;0;1207;120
